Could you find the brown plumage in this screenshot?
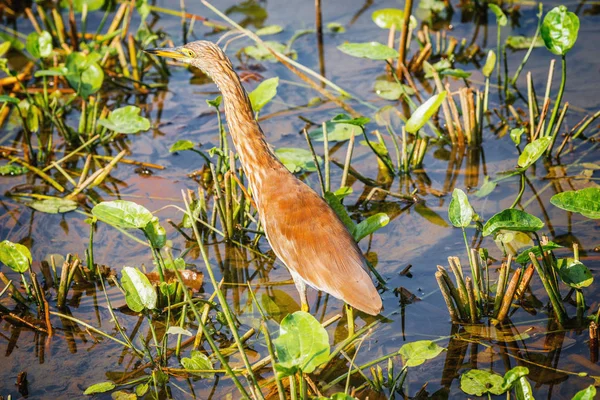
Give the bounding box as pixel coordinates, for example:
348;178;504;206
146;41;382;315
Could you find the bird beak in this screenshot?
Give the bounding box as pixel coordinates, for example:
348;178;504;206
144;47;187;60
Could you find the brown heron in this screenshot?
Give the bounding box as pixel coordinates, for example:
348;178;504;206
146;41;382;316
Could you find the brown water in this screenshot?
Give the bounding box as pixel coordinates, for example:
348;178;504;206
1;0;600;398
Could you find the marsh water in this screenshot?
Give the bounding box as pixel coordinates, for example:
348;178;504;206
1;0;600;398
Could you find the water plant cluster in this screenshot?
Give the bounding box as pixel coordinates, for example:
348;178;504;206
1;0;600;399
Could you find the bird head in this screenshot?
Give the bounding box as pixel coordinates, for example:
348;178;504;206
145;40;229;77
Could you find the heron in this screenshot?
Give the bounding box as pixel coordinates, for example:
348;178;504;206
146;41;382;316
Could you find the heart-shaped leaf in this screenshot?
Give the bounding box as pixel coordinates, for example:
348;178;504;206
399;340;445;367
170;139;195;152
25;31;52;59
249;77;279;112
405;91;447;133
448;188;474;228
337;42;399;60
143;217;166;249
461;369;505;396
92;200;154;230
121;266;157;312
541;6;580;56
502;366;530;390
98;106;150;134
550;187;600;219
65;52;104;98
518;137;551;169
181;350;214;378
0;240;32;273
482;209;544;236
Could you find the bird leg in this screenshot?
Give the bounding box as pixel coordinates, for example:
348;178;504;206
290;270;309;312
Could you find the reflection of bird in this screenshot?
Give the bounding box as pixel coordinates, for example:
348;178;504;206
146;41;382;315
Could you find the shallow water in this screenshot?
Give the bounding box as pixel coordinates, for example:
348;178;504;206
1;0;600;398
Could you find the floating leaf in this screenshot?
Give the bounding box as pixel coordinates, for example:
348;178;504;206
448;188;474;228
275;147;320;173
25;31;52;59
482;209;544;237
550;187;600;219
28;198;78;214
0;240;32;273
134;383;149;397
354;213;389;242
511;128;525;146
541;6;580;55
121;266;157;312
489;4;507;26
374;79;414;100
274;311;330;376
518;137;551;168
558;258;593;289
255;25;283;36
0;164;27;176
461;369;505;396
337;42;399;60
502;366;530;390
515;241;562;264
399;340;445;367
61;0;105;13
243;41;296;62
98;106;150;134
92;200;154;230
482;50;496;78
309;121;361;142
249;77;279;112
111;391;136;400
475;176;497;198
371;8;417;30
65;51;104;98
572;385;596;400
405;91;447;133
83;381;116;395
506;35;544;50
327;22;345;33
170;139;195;152
181;350;214;378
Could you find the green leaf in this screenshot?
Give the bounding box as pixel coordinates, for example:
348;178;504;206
482;209;544;236
309;120;362;142
558;258;593;289
0;240;32;273
506;35;544;50
121;266;157;312
0;95;19;105
92;200;154;230
98;106;150;134
143;217;166;249
275;147;320;173
61;0;105;12
489;4;507;26
243;41;296;62
83;381;116;395
65;52;104;98
28;198;78;214
448;188;474;228
170;139;195;152
34;68;67;78
541;6;580;55
337;42;399;60
550;187;600;219
110;391;136;400
324;192;355;233
514;376;534;400
399;340;445;367
206;95;221;108
25;31;52;59
482;50;496;78
134;383;149;397
166;326;192;336
572;385;596;400
475;176;497;198
354;213;389;242
515;242;562;264
327;22;346;33
502;366;529;390
511;128;525;146
374;79;414;100
460;369;505;396
249;77;279;112
371;8;417;30
518;137;552;168
440;68;471;79
405;91;447;133
181;350;214;378
0;164;27;176
274;311;330;376
255;25;283;36
0;41;10;57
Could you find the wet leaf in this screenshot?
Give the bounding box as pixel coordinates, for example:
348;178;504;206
0;164;27;176
405;91;447;133
506;35;544;50
515;242;562;264
328;394;355;400
255;25;283;36
448;188;474;228
414;203;449;227
98;106;150;134
111;391;136;400
461;369;505;396
121;266;157;312
274;311;330;376
243;41;295;62
354;213;389;241
572;385;596;400
337;42;399;60
134;383;149;397
65;52;104;98
61;0;105;13
0;41;10;56
518;137;552;168
327;22;345;33
440;68;471;78
170;139;195;152
181;350;214;377
515;376;534;400
511;128;525;146
550;187;600;219
558;258;593;288
83;381;116;395
309;120;361;142
249;77;279;112
374;79;414;100
482;209;544;236
502;366;530;390
475;176;497;198
92;200;154;230
541;6;580;55
25;31;52;59
0;95;19;105
28;198;78;214
275;147;320;173
371;8;417;30
399;340;445;367
482;50;496;77
143;217;166;249
489;4;507;26
330;114;370;127
0;240;31;273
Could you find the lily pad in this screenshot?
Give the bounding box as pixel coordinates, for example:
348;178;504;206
482;209;544;237
399;340;445;367
275;147;320;173
541;6;580;55
249;77;279;112
65;51;104;98
121;266;157;312
371;8;417;30
337;42;399;60
243;41;296;62
405;91;447;133
98;106;150;134
448;188;474;228
92;200;154;230
0;240;32;273
255;25;283;36
374;79;414;100
550;187;600;219
460;369;505;396
83;381;116;395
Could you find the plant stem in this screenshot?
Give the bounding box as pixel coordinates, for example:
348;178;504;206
545;55;567;138
510;174;526;209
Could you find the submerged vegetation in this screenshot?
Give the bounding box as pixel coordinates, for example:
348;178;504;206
1;0;600;399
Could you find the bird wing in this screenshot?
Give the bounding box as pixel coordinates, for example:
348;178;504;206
258;169;382;316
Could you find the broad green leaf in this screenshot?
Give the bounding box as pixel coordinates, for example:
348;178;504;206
92;200;154;229
374;79;414;100
502;366;530;390
482;209;544;236
515;242;562;264
324;192;355;233
354;213;389;241
83;381;116;395
134;383;149;397
25;31;52;59
371;8;417;30
475;176;497;198
511;128;525;146
28;198;78;214
0;164;27;176
243;41;296;62
275;147;320;173
489;4;507;26
274;311;330;376
541;6;580;55
460;369;505;396
143;217;166;249
330;114;370;127
309;121;361;142
0;240;32;273
337;42;399;60
166;326;192;336
448;188;474;228
170;139;195;152
98;106;150;134
121;266;157;312
506;35;544;50
249;77;279;112
405;91;447;133
181;350;214;378
255;25;283;36
572;385;596;400
550;187;600;219
111;391;136;400
61;0;105;12
482;50;496;77
399;340;445;367
65;52;104;98
558;258;593;288
518;137;551;168
327;22;346;33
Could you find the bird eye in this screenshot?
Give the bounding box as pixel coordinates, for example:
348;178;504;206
181;48;196;57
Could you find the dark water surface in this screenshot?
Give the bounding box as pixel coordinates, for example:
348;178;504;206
1;0;600;398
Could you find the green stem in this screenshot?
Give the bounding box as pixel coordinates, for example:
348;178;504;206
528;253;566;325
289;376;298;400
545;55;567;138
510;174;526;209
